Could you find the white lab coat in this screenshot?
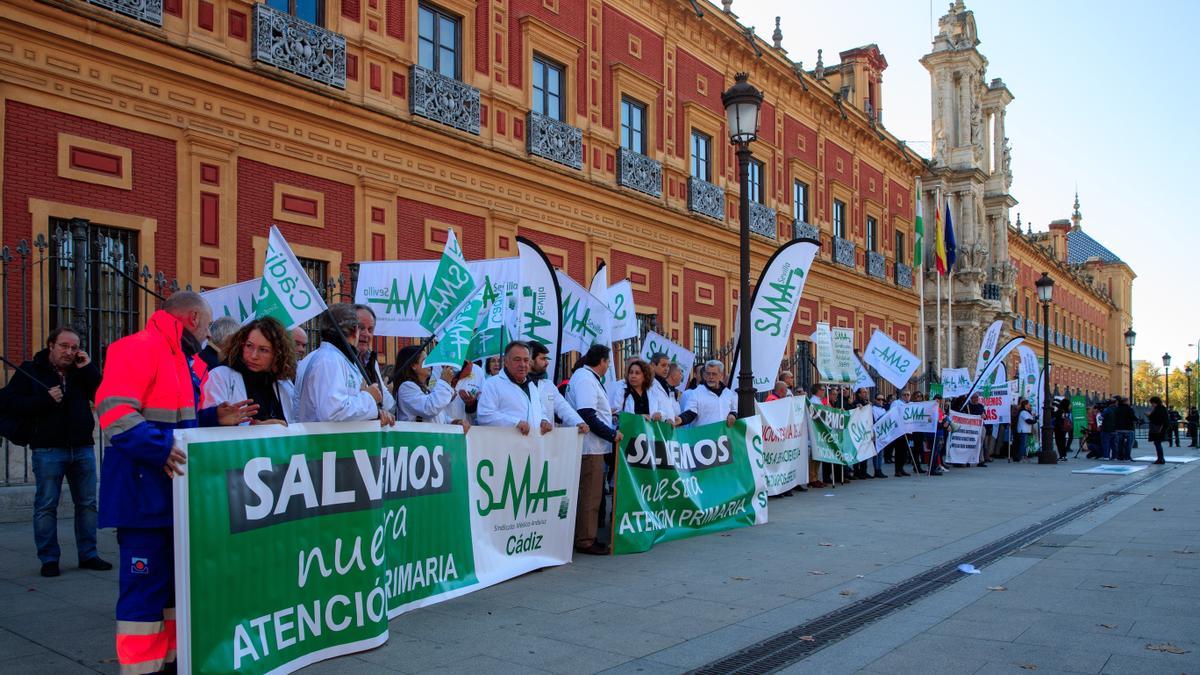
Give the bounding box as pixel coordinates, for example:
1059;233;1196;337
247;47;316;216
366;357;396;415
296;342;380;423
202;365;296;424
688;384;736;426
611;381;675;420
533;378;583;427
446;367;484;424
566;366;613;456
476;369;548;428
650;377;682;419
395;379;455;424
872;404;888;422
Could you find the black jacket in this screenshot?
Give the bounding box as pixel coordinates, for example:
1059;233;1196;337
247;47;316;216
0;349;101;448
1112;403;1136;431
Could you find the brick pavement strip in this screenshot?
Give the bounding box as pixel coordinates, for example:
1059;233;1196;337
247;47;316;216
0;456;1197;673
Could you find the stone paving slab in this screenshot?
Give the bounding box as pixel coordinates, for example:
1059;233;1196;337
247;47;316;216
0;454;1197;673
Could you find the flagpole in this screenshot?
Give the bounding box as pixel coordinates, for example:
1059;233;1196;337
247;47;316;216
948;267;955;368
917;183;927;389
935;187;943;380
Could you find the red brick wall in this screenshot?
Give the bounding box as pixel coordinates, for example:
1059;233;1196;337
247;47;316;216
395;196;486;260
508;0;588;90
888;178;911;220
386;0;403;40
784;115;817;167
2;101;177;359
475;1;490;75
795;297;819;335
674;49;724;165
601;5;663;149
609;249;662;314
236;158;355;282
864;313;885;349
860;160;883;206
683;267;726;344
516;227;585;280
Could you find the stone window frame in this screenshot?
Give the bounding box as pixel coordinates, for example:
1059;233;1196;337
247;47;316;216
520;16;583;122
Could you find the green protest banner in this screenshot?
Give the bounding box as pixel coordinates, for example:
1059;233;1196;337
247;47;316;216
611;413;766;555
424;295;482;368
174;422;581;674
419;229;477;333
255;226;328;329
1071;394;1088;438
808;404;875;466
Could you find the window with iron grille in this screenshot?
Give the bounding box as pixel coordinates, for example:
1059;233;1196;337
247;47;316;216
693;322;716;360
46;218;143;367
532;55;564;120
418;4;460;79
748;159;764;204
620;98;646;153
297;256;329;349
793;180;809;223
267;0;323;25
833;200;847;238
690;130;711;181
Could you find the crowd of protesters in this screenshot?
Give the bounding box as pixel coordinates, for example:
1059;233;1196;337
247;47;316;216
1;295;1196;673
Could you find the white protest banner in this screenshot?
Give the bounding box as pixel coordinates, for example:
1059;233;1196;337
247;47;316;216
355;258;518;338
605;281;638;342
639;331;695;384
852;353;875;391
849;405;878;462
831;328;856;385
201;277;261;323
862;329;921;389
811;323;838;383
975;320;1004;380
557;271;614;354
256;225;328;329
517;237;563;381
730;239;819;392
940;368;972;397
947;411;984;464
1018;345;1040;408
420;229;477;333
588;265;621;398
756;397;809;495
980;385;1011;426
873;406;904;454
900;401;939;434
962;338;1025;404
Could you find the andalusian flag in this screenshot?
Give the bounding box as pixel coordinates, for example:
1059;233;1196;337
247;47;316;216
913;180;924;268
934;197;947;276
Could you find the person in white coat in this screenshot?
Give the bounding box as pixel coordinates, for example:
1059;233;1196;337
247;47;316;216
685;360;737;427
353;304;396;415
476;341;551;435
645;354;689;426
392;344;468;429
297;304;394;425
565;344;619;555
445;361;483;424
611;360;678;424
202;317;297;425
528;341;587;433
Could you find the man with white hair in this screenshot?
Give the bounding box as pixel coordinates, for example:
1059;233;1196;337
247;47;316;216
198;315;240;370
684;359;737;427
291;326;309;360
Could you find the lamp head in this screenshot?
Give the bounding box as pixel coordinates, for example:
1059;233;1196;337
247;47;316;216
721;72;763;145
1163;353;1171;368
1124;327;1136;348
1035;272;1054;303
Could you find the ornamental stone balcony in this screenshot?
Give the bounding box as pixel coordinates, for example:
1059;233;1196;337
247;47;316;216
410;65;481;135
866;251;886;279
617;148;662;198
687;177;724;221
793;220;819;242
252;3;346;89
89;0;162;25
894;261;914;288
833;236;856;268
526;112;582;169
749;203;776;239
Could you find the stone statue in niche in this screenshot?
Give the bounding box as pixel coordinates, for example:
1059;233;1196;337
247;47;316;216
970;100;982;147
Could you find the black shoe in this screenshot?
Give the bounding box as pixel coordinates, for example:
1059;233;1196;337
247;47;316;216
895;470;910;477
872;472;887;479
930;469;944;476
976;463;988;467
80;557;113;571
40;562;60;577
1154;459;1166;465
796;485;808;492
575;542;610;555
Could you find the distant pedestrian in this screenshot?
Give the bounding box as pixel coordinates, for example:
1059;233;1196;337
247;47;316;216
1187;407;1198;447
1014;399;1036;462
967;393;988;467
1168;407;1182;447
1147;396;1169;464
0;327;108;577
1053;397;1073;461
1112;397;1136;461
1098;400;1116;460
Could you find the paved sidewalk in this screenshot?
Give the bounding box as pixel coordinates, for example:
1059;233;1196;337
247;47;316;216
0;454;1196;673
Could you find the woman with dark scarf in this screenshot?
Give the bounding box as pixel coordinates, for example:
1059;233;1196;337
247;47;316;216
202;317;297;425
611;360;660;422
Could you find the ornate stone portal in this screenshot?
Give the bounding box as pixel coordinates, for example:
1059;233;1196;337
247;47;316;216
921;0;1016;374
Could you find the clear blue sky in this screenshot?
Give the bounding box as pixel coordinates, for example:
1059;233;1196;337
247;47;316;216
731;0;1200;371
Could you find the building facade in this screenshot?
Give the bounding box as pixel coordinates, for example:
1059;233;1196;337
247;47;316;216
920;1;1132;400
0;0;924;382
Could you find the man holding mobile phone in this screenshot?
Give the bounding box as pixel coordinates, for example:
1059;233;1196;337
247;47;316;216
0;326;107;577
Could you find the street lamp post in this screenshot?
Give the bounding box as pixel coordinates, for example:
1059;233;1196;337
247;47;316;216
1163;353;1171;409
1124;327;1136;403
722;72;764;419
1186;366;1193;415
1035;272;1056;464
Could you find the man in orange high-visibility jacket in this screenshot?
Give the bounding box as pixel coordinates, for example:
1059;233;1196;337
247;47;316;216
96;291;255;674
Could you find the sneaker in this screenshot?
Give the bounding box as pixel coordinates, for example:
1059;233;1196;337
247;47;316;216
80;557;113;571
40;562;60;577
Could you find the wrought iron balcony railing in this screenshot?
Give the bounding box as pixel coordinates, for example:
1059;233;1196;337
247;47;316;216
687;177;724;221
866;251;886;279
252;4;346;89
617;148;662;198
894;261;914;288
749;202;776;239
833;236;856;268
793;220;819;242
526;112;582;169
410;65;481;135
89;0;162;25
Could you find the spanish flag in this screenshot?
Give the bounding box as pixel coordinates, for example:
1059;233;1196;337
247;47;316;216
935;198;956;275
934;197;947;275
